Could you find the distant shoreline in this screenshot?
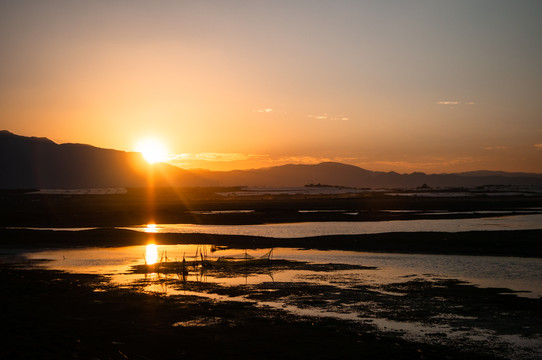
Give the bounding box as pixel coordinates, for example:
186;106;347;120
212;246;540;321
2;188;542;227
2;228;541;258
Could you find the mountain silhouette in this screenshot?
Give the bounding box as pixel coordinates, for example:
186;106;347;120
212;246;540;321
0;130;206;189
193;163;542;189
1;130;541;189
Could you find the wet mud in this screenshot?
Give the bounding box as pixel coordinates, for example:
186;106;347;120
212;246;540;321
122;257;542;359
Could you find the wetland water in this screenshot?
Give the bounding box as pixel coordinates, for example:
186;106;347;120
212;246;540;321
13;214;542;359
26;245;542;297
23;244;542;358
120;213;542;237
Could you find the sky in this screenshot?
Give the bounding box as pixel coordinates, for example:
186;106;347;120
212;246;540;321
1;0;541;173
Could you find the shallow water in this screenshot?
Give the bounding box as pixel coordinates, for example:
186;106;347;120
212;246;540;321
119;213;542;237
12;213;542;236
20;244;542;359
24;245;542;298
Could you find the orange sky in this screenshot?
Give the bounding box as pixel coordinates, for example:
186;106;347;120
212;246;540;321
1;1;541;173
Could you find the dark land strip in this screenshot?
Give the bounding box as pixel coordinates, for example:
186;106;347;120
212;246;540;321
2;189;542;227
1;228;542;258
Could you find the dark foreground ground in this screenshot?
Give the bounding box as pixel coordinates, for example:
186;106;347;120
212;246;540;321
3;259;540;360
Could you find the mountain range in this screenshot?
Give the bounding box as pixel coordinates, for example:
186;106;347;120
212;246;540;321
2;130;542;189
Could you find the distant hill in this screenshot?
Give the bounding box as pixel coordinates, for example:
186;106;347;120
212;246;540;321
194;163;542;189
454;170;542;179
1;130;542;189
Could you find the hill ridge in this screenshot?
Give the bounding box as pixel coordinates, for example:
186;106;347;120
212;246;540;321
1;131;542;189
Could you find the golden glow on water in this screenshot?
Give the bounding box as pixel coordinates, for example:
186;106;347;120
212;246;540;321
22;245;542;299
145;244;158;265
144;224;158;233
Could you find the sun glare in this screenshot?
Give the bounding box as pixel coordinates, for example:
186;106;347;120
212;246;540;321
136;139;168;164
145;244;158;265
144;223;158;233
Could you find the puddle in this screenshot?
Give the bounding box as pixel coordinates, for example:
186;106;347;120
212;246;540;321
172;317;224;327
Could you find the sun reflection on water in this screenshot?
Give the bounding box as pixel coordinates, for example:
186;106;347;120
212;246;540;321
144;224;158;233
145;244;158;265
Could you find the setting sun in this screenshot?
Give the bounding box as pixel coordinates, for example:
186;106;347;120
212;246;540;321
136;139;168;164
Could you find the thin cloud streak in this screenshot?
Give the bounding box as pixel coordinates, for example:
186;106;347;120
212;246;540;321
166;151;539;174
307;113;350;121
437;101;460;105
167;153;360;170
483;146;507;151
274;156;358;164
169;153;266;162
437;101;475;106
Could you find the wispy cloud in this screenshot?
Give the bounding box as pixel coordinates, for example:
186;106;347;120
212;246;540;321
308;113;350;121
535;144;542;149
437;101;474;106
167;153;360;169
274;156;358;164
169;153;266;162
308;114;329;120
253;108;273;113
483;146;507;151
437;101;460;105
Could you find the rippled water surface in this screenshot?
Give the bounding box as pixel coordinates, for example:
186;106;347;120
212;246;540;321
120;213;542;237
25;245;542;298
